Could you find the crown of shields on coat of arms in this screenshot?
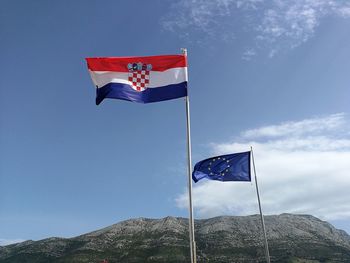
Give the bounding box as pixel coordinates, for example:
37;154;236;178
127;62;152;92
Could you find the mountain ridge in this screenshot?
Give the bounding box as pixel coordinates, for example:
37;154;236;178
1;214;350;262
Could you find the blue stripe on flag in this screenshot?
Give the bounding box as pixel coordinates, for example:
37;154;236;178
96;82;187;105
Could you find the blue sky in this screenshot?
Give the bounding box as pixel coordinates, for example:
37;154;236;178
1;0;350;245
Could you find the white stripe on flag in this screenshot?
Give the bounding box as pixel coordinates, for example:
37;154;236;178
90;67;187;89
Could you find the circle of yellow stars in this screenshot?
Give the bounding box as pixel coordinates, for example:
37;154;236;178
207;157;232;177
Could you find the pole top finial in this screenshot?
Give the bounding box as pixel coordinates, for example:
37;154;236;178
181;48;187;55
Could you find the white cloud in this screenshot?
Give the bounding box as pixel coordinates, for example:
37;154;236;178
176;113;350;221
161;0;350;56
242;113;346;139
257;0;350;49
161;0;238;43
0;238;25;246
242;48;257;60
337;6;350;17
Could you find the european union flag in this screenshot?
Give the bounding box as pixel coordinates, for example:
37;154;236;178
192;151;251;183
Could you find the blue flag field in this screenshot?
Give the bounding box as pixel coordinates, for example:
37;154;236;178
192;151;251;183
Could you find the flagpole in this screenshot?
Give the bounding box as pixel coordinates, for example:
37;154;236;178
250;146;270;263
182;48;197;263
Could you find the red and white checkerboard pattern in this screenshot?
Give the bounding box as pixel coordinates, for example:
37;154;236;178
128;70;150;92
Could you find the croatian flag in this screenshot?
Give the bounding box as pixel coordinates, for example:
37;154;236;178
86;55;188;105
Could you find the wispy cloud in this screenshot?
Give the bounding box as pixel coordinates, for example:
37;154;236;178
242;113;346;139
0;238;25;246
256;0;350;50
242;48;257;60
176;113;350;221
161;0;350;57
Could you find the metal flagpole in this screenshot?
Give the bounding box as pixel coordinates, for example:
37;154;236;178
182;48;197;263
250;146;271;263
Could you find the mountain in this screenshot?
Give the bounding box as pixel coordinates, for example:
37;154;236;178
1;214;350;263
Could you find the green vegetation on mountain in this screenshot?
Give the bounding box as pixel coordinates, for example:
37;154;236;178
1;214;350;263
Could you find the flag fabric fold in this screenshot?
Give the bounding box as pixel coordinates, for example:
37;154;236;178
86;55;188;105
192;151;251;183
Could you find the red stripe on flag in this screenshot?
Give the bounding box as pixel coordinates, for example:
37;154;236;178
86;55;187;72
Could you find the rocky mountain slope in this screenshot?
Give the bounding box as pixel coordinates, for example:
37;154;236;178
1;214;350;262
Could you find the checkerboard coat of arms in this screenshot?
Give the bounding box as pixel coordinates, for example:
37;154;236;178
127;62;152;92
